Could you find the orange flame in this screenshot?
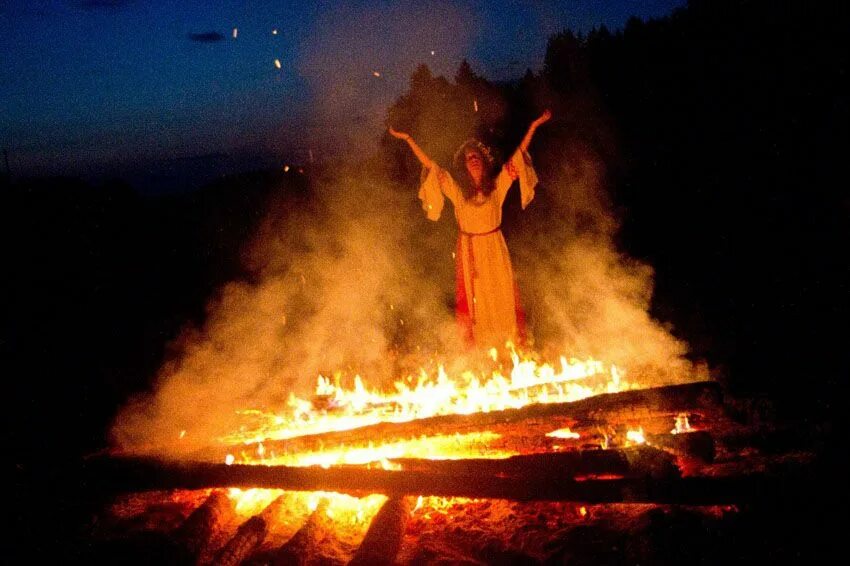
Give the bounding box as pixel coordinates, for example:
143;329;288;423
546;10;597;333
219;347;632;449
671;413;692;434
625;427;646;446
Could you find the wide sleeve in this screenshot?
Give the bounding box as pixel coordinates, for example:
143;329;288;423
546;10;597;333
418;164;460;221
494;148;539;209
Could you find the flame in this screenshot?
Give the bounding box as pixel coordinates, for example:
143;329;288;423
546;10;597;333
180;348;678;527
546;427;580;439
625;427;646;446
226;488;386;522
410;496;477;519
671;413;692;434
219;347;633;448
228;487;282;516
412;495;424;514
229;431;509;467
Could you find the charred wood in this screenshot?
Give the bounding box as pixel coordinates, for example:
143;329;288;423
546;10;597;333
391;445;679;479
85;456;782;505
173;490;234;562
213;515;268;566
349;496;410;566
272;498;331;566
647;431;715;463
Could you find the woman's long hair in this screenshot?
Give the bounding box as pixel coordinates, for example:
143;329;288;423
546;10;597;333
453;139;498;200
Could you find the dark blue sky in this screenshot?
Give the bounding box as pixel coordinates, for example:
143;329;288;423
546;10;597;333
1;1;685;180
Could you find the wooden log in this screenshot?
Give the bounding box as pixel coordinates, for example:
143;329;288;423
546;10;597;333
272;498;331;566
390;445;679;479
647;431;715;463
173;490;234;562
213;515;267;566
349;496;410;566
252;381;722;457
84;455;778;505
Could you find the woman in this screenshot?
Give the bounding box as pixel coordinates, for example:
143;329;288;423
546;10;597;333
389;110;551;348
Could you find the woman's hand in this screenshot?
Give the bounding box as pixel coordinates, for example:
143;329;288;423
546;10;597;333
389;128;433;168
519;110;552;152
388;127;410;141
533;109;552;127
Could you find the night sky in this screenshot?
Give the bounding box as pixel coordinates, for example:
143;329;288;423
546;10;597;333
1;1;685;181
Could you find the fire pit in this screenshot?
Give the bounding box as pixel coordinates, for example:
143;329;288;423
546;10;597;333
75;351;828;564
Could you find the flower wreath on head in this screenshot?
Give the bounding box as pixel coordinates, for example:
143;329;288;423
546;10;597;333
453;138;497;173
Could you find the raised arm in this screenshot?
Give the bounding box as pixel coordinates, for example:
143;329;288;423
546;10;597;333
518;109;552;153
389;127;434;169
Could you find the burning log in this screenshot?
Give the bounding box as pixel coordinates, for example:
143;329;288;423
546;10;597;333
257;381;722;456
272;498;332;565
173;490;234;562
213;515;268;566
85;455;779;505
390;445;679;479
349;496;411;566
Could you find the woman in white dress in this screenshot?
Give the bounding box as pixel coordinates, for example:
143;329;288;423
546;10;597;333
389;110;551;348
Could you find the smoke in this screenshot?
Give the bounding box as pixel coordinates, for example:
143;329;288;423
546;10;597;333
111;157;465;456
512;129;695;384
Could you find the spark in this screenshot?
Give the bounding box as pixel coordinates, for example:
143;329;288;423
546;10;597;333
232;28;238;39
372;71;381;77
225;454;235;465
473;99;479;112
283;165;290;172
430;50;435;56
272;29;278;35
274;59;282;69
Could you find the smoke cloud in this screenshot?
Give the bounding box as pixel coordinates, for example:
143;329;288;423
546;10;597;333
513;140;694;382
111;158;465;455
